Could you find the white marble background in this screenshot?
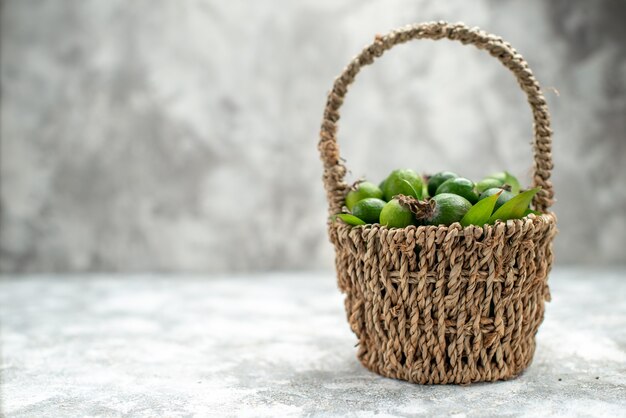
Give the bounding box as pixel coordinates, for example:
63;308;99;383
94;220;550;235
1;0;625;273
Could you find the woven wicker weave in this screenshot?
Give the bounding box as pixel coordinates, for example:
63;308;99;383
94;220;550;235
319;22;557;384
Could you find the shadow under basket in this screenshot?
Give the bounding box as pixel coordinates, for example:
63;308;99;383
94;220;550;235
318;22;558;385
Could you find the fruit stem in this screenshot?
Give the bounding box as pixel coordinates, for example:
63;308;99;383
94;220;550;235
350;178;365;191
396;195;435;220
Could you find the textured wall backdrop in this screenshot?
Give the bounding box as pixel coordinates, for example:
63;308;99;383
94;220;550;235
1;0;625;273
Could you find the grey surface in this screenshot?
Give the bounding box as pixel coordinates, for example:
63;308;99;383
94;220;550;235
1;268;625;417
1;0;626;273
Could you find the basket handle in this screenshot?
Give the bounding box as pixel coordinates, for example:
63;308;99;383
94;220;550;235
319;21;554;215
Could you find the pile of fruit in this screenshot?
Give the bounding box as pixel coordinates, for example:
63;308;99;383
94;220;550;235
335;169;541;228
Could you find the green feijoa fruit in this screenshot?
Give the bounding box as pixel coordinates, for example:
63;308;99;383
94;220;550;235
382;169;423;201
345;181;383;210
488;171;521;192
435;177;479;204
427;171;458;197
503;171;521;194
417;193;472;226
479;187;515;211
475;177;504;193
352;198;386;224
380;198;415;228
378;178;386;193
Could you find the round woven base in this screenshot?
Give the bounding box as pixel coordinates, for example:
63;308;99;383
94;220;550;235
330;214;556;384
357;345;533;384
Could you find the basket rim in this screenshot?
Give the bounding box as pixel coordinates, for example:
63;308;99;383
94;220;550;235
330;211;556;234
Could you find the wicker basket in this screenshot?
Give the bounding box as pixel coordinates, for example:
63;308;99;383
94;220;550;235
318;22;557;384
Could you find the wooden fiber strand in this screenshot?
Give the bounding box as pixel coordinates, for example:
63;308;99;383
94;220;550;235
319;22;558;384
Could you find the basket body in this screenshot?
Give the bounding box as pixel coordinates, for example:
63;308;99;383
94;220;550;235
330;214;557;384
319;22;558;384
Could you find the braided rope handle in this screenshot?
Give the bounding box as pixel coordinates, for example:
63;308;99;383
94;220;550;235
319;21;554;216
